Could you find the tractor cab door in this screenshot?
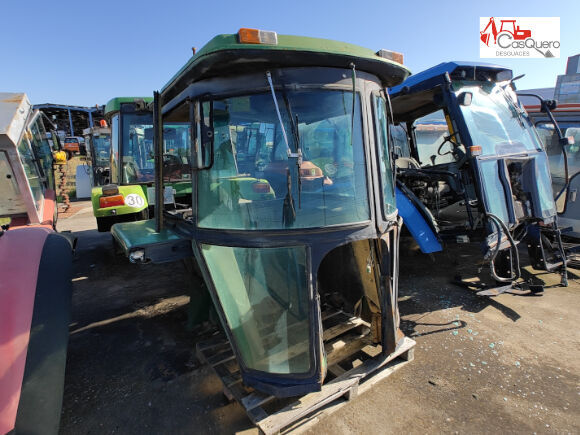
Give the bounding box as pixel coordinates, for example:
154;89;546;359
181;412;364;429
536;121;580;239
535;121;580;224
560;127;580;238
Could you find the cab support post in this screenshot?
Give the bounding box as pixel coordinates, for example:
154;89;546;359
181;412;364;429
153;91;164;232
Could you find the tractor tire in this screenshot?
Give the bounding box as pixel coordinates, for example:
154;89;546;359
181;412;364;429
14;233;73;434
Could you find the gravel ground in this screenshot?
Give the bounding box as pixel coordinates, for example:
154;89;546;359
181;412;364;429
57;204;580;434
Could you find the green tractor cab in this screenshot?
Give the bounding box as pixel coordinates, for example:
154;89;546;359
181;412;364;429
112;29;414;397
91;97;193;231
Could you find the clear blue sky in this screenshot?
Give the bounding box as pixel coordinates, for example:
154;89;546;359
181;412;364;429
1;0;577;107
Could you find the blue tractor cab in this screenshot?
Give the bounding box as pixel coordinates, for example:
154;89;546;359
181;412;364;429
390;62;569;293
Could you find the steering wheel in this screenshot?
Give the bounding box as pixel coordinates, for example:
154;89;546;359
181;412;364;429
437;131;460;156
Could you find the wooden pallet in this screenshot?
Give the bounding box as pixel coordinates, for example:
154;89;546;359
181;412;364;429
196;310;416;434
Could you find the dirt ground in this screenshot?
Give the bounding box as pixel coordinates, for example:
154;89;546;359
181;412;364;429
57;202;580;434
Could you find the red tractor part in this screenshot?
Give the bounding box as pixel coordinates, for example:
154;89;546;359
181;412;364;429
499;20;532;40
480;17;498;46
0;228;73;434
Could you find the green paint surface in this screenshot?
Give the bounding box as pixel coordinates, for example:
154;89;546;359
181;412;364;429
104;97;154;116
111;219;183;255
91;184;148;218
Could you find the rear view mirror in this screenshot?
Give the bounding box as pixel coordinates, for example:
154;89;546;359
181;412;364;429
457;92;473;106
541;99;557;112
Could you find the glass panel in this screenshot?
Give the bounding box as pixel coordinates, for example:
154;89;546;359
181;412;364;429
413;110;459;166
202;244;311;374
198;90;369;230
162;124;191;182
121;112;154;183
373;95;396;215
29;117;54;188
391;124;410;158
535;121;580;197
17;135;43;210
479;159;509;223
121;112;191;184
92;134;111;168
531;153;557;218
457;82;543;157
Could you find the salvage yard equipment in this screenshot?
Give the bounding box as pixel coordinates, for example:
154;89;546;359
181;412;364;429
90;97;193;231
0;92;73;434
63;135;84;157
83;120;112;187
389;62;569;294
111;28;416;408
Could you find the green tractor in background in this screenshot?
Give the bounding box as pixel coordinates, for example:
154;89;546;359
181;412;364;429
91;97;192;231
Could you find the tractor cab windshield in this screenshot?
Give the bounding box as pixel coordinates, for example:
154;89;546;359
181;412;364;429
197;87;368;230
455;80;543;157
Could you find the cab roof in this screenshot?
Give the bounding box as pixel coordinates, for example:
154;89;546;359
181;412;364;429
161;32;410;104
0;93;31;147
389;62;514;123
104;97;153;115
390;61;512;97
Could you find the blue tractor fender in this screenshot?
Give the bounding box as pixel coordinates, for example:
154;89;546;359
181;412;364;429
396;186;443;254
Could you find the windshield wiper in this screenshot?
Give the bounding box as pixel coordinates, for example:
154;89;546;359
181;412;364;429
266;70;301;223
497;81;526;128
282;93;303;208
282;168;296;227
266;71;302;163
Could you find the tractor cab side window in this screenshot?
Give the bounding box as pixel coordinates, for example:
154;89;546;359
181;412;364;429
17;135;44;210
29;116;54;188
373;94;396;215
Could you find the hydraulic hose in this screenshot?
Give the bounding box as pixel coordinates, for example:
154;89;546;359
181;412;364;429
486;213;521;282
